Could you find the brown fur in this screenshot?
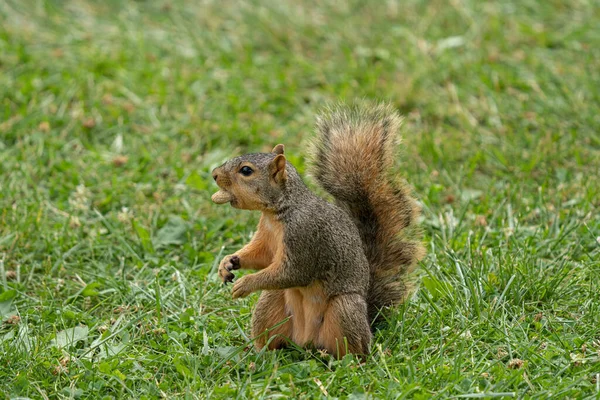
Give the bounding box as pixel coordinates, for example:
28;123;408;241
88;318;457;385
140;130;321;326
218;212;285;283
312;102;425;320
251;289;291;349
212;160;271;211
316;294;371;357
286;282;328;346
253;282;371;358
317;301;345;356
212;104;424;358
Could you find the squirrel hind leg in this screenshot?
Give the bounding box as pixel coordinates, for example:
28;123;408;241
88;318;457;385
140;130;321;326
316;294;372;358
251;290;293;350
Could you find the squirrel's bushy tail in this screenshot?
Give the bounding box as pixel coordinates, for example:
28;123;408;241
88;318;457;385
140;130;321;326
312;102;425;322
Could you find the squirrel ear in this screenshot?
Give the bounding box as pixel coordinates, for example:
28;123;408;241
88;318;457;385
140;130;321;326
272;144;285;155
269;154;287;183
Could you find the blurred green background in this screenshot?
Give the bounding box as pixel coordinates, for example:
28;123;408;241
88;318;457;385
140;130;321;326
1;0;599;398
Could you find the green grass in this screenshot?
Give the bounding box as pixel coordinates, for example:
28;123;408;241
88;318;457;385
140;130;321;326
1;0;599;398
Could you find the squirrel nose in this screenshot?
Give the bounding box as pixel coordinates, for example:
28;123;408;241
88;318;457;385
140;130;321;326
212;173;219;182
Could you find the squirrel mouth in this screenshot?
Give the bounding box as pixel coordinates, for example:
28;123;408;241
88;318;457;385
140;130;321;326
212;189;234;205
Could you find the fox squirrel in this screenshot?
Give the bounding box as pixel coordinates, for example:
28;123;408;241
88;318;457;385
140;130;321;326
211;103;425;358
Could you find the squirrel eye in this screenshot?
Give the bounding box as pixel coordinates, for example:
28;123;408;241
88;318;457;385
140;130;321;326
239;166;253;176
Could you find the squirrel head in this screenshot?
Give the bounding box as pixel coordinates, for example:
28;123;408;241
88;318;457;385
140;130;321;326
211;144;288;211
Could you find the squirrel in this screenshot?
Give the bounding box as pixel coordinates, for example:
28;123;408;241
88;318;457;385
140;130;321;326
211;102;425;358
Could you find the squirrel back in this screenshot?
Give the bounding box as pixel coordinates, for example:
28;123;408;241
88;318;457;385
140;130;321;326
311;102;425;321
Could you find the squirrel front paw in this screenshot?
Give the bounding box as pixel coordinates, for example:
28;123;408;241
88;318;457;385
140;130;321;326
232;275;253;299
218;254;240;284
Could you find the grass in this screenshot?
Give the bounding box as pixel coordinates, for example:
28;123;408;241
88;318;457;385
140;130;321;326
1;0;599;398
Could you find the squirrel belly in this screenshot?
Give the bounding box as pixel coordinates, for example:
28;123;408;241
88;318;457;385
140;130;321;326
212;102;424;357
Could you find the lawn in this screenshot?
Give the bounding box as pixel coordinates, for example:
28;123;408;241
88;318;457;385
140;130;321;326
1;0;599;398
